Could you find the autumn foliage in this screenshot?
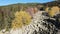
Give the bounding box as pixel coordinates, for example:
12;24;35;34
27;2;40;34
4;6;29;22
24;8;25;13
12;10;32;29
47;6;59;17
26;7;38;17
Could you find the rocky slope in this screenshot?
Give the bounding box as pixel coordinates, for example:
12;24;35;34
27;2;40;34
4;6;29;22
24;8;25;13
0;11;58;34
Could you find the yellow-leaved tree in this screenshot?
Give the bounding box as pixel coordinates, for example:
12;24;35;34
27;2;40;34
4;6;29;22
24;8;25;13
48;10;55;17
48;6;59;17
12;10;32;29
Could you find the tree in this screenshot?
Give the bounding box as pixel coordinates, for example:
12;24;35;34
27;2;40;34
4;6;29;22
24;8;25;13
12;10;32;29
54;0;60;2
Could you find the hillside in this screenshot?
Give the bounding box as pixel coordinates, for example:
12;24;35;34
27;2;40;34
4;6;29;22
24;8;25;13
0;1;60;12
0;1;60;34
43;1;60;7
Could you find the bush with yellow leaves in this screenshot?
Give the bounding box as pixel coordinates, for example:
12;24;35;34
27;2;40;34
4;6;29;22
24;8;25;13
48;6;59;17
48;10;55;17
11;11;32;29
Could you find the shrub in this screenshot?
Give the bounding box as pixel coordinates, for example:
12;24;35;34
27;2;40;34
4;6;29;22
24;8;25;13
12;10;31;29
